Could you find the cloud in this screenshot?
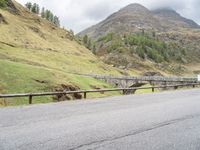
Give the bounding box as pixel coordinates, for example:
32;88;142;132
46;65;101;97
16;0;200;33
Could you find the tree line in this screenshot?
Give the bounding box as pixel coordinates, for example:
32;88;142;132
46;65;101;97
25;2;60;27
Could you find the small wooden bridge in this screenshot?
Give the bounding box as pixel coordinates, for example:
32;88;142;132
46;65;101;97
78;74;198;88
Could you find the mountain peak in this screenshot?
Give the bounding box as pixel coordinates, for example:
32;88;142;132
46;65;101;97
125;3;147;8
120;3;149;13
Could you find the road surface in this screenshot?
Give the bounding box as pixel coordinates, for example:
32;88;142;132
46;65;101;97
0;89;200;150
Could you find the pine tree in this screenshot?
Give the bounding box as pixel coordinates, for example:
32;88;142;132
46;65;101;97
83;35;88;45
92;44;96;54
31;3;37;14
69;29;74;36
49;12;54;22
25;2;32;11
45;10;51;21
35;4;40;14
41;7;45;18
87;39;92;49
53;16;60;27
24;2;61;27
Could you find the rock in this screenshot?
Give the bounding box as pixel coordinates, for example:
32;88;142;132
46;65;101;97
6;0;19;15
53;84;82;102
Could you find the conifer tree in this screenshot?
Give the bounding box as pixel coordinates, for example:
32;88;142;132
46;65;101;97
25;2;32;11
41;7;45;18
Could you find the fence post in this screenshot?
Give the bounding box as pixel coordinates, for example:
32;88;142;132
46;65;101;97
122;90;126;95
174;86;178;90
84;92;87;99
152;87;155;92
29;95;32;104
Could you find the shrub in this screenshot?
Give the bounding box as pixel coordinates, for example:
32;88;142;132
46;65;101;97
107;41;121;53
98;33;113;42
0;0;6;8
147;49;163;63
136;46;145;59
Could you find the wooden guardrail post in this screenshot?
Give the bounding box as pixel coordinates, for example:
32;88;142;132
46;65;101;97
29;95;32;104
122;90;126;95
84;92;87;99
174;86;178;90
152;87;155;92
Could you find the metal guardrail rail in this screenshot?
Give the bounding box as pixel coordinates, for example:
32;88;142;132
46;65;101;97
0;83;199;105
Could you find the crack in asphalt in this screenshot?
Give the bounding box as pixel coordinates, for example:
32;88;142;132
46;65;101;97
69;114;200;150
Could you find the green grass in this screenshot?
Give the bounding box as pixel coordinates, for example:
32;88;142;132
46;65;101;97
0;59;120;106
67;74;120;98
135;84;159;94
0;59;60;105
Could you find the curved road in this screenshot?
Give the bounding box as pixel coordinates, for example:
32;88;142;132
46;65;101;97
0;89;200;150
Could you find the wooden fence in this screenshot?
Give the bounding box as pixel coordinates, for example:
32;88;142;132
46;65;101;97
0;83;199;105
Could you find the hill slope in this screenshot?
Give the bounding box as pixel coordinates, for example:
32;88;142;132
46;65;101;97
78;3;200;75
0;0;124;105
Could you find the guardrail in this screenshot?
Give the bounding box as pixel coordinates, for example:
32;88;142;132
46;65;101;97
0;83;199;105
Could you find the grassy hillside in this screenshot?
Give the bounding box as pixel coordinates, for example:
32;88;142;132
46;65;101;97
0;1;124;106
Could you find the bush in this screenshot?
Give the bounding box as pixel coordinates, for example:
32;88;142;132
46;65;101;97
136;46;145;59
107;41;121;53
147;49;163;63
0;0;6;8
98;33;113;42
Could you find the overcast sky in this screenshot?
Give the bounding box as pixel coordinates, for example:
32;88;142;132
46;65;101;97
16;0;200;33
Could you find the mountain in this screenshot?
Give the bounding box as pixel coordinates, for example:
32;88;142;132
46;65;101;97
0;0;124;105
79;3;200;39
152;8;200;29
78;3;200;76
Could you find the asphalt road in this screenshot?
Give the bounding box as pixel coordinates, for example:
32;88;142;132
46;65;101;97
0;89;200;150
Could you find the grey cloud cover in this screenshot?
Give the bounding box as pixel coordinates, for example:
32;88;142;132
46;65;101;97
16;0;200;33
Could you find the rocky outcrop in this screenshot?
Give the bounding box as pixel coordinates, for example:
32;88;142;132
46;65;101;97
6;0;19;15
53;84;82;102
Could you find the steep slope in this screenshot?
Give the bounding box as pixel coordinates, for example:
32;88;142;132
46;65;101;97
153;8;200;30
0;0;123;105
79;3;200;75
